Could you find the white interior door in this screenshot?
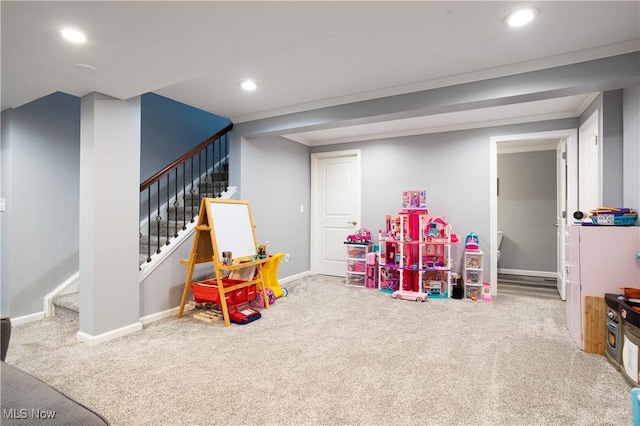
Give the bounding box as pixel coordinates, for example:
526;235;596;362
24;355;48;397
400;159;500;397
556;138;567;300
578;110;600;213
311;150;361;276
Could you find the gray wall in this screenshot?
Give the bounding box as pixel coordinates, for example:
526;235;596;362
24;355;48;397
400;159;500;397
237;135;311;278
307;119;577;280
498;150;557;272
79;94;141;336
579;89;626;209
0;109;8;315
623;86;640;210
602;90;624;207
1;92;80;318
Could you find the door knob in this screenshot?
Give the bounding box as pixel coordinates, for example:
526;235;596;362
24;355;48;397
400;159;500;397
347;221;357;226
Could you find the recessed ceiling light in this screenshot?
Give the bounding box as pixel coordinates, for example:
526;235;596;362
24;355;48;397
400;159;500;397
505;8;538;27
239;80;258;91
61;28;87;44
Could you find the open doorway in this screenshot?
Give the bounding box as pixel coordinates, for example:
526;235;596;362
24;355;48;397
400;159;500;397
496;142;560;298
490;129;578;300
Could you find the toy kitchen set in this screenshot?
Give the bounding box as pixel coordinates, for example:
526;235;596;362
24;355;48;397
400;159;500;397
605;291;640;387
565;207;640;386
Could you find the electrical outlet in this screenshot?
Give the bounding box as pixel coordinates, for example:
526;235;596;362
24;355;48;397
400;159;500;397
285;253;291;262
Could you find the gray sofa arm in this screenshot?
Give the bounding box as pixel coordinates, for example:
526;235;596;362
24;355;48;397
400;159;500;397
1;362;110;425
1;317;10;362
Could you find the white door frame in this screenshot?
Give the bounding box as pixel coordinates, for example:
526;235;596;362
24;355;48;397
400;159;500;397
556;138;568;300
578;110;601;212
310;149;362;274
490;129;578;296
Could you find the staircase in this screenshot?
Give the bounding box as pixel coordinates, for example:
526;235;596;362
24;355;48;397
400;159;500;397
51;292;80;321
138;124;232;267
138;165;229;266
51;124;233;320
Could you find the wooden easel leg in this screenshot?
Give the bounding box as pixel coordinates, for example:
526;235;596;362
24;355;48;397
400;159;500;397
219;291;231;327
177;254;197;318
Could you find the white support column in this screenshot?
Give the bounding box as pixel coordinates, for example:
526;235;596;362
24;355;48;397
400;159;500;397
78;93;142;344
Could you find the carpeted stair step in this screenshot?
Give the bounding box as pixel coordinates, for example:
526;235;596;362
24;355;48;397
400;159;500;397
52;292;80;321
167;208;202;221
143;222;189;237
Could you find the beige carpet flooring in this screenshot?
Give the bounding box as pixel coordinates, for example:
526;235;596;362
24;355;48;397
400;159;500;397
4;275;633;425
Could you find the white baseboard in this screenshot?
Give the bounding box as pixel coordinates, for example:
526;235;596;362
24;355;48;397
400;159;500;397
11;311;45;326
498;268;557;279
280;270;312;285
19;270;313;333
76;321;143;346
140;307;180;325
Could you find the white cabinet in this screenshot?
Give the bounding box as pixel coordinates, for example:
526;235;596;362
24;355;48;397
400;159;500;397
565;225;640;350
463;250;483;299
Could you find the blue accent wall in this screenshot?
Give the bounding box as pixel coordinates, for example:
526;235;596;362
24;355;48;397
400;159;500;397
140;93;230;181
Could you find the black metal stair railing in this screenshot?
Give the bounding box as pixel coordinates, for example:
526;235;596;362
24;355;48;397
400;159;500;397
139;123;232;264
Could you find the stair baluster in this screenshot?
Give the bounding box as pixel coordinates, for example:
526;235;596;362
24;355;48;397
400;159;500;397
139;123;232;266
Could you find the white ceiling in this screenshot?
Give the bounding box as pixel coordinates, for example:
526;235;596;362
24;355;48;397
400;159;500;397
2;1;639;145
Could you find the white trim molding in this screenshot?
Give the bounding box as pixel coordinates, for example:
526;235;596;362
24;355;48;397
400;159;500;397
11;311;45;326
76;321;143;346
140;307;180;326
498;268;557;279
280;271;312;285
490;128;578;297
44;272;80;318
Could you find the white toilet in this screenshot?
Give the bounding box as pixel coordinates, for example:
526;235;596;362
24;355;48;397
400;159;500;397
497;231;503;264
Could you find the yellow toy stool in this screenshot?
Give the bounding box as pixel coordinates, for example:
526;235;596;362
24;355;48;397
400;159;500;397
262;253;286;298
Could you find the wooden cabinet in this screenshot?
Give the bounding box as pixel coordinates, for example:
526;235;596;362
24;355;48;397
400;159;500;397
565;225;640;350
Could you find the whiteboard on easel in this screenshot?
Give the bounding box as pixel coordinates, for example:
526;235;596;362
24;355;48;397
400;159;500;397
208;200;257;261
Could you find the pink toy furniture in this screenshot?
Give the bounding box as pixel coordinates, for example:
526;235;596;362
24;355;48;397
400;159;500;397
365;252;378;289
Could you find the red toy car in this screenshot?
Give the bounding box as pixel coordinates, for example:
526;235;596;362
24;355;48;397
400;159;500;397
346;228;372;244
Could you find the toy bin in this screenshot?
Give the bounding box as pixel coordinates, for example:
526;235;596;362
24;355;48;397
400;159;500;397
346;245;369;259
465;284;482;300
346;274;365;287
245;284;258;301
591;214;637;226
192;278;249;305
347;260;366;272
